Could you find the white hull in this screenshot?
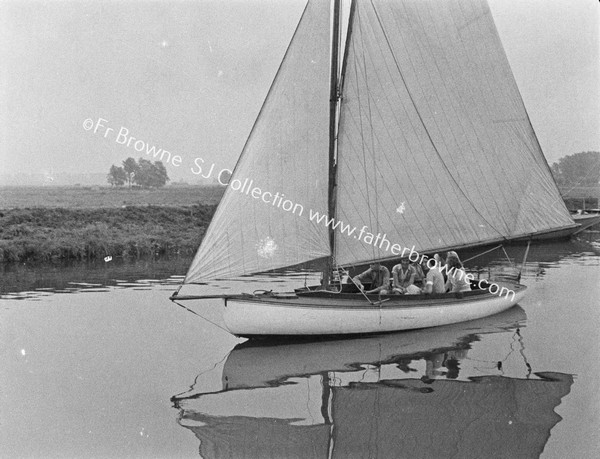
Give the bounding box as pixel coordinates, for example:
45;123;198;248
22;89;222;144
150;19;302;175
222;283;526;337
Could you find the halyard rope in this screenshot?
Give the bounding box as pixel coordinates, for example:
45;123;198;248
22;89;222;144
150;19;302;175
172;299;231;334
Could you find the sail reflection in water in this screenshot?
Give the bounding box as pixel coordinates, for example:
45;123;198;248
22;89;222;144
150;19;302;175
172;308;573;458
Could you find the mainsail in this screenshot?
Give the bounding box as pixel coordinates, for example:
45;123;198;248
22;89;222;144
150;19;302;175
334;0;575;266
185;0;575;283
185;0;331;283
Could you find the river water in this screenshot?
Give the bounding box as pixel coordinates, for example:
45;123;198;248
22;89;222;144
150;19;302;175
1;233;599;458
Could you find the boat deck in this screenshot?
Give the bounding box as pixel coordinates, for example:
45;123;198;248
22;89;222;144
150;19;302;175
224;281;525;310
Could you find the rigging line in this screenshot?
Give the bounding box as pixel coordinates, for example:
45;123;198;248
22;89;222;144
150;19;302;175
517;240;531;282
172;299;231;335
354;93;451;247
462;244;503;263
345;29;441;247
338;265;388;306
339;265;375;303
350;10;457;246
358;9;379;259
368;0;504;238
412;2;511;231
336;135;389;230
390;1;507;233
353;4;376;259
339;41;443;247
554;165;600;200
501;246;513;266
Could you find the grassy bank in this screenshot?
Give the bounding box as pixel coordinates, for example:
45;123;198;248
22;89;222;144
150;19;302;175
0;205;215;263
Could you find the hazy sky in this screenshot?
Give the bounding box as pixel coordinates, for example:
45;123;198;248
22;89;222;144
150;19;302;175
1;0;598;183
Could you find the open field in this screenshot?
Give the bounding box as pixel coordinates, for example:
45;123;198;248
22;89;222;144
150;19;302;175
0;186;222;263
0;185;225;209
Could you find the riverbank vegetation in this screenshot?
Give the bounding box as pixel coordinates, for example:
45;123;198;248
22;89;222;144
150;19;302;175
0;186;224;263
0;205;216;263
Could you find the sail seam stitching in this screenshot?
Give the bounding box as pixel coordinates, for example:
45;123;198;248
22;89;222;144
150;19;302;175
368;0;504;238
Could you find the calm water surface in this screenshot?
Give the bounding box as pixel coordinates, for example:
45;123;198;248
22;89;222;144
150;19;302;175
1;235;599;458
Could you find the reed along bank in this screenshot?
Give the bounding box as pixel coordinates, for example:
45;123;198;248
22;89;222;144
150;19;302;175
0;205;216;263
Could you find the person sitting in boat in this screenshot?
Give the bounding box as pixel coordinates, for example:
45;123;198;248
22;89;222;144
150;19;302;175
412;260;425;285
444;251;472;293
392;257;421;294
422;254;445;294
353;262;391;294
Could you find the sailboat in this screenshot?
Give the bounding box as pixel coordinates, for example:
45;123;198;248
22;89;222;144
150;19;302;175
172;0;576;337
172;308;574;458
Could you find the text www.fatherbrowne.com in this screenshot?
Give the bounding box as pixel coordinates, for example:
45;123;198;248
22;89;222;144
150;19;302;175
81;121;516;302
307;209;516;301
209;174;516;301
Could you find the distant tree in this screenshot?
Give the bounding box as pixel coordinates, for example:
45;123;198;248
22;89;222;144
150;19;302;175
133;158;169;188
107;165;127;186
153;161;169;187
122;157;139;188
132;158;150;188
551;151;600;187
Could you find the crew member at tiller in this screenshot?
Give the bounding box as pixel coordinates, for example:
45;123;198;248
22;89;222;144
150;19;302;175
353;262;391;294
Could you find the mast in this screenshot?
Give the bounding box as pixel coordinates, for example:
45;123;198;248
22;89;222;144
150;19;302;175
323;0;342;289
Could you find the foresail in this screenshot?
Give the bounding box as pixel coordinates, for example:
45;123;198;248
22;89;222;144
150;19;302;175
334;0;574;266
185;0;331;283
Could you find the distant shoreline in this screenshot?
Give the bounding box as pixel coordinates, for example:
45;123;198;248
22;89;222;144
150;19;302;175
2;184;598;264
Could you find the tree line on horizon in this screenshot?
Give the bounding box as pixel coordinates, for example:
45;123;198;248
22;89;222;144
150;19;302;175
551;151;600;187
107;157;169;188
105;151;597;189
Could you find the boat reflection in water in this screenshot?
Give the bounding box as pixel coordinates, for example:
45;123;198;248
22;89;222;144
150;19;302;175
172;307;572;458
